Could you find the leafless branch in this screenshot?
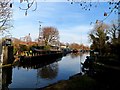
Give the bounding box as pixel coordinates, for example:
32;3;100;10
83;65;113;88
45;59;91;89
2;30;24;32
19;0;37;16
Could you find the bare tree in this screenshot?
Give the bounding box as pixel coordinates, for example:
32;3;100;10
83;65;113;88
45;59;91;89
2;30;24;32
68;0;119;22
0;0;12;35
69;43;80;50
108;22;119;40
41;26;59;46
19;0;37;16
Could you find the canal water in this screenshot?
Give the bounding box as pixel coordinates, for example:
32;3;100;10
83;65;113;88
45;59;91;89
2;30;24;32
2;52;89;89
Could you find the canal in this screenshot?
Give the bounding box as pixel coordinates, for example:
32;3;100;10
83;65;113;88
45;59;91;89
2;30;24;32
2;52;89;89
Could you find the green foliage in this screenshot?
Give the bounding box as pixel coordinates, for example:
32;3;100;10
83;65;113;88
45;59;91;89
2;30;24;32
89;23;109;55
13;47;18;55
19;44;28;52
44;45;51;50
89;21;120;61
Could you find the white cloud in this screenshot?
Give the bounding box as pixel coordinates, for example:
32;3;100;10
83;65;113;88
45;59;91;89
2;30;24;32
11;23;39;40
11;24;93;46
12;2;110;47
59;25;93;46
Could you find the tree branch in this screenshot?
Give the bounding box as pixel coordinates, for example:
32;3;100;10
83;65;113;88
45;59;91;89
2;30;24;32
19;0;37;15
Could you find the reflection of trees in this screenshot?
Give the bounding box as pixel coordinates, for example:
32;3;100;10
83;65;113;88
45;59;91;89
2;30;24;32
80;52;83;58
37;62;58;80
2;67;12;90
70;53;81;59
70;52;89;59
17;57;62;70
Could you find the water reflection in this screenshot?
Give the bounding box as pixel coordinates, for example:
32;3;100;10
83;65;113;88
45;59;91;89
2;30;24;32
70;53;80;58
16;56;62;70
1;52;89;89
70;52;89;59
2;67;12;90
37;62;58;80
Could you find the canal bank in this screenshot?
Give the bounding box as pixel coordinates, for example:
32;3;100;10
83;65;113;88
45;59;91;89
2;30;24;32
40;61;120;90
39;73;96;90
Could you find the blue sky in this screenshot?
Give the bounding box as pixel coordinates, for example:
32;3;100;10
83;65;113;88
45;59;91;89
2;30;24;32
10;1;118;46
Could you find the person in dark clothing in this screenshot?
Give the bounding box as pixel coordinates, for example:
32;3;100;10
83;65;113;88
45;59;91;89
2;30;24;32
83;56;90;68
82;56;94;71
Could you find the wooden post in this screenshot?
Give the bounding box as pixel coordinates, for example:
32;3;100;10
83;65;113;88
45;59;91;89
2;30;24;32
2;67;12;89
0;42;2;64
2;46;14;65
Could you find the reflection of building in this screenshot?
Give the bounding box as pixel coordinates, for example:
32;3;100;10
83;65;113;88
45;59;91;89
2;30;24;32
2;67;12;90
